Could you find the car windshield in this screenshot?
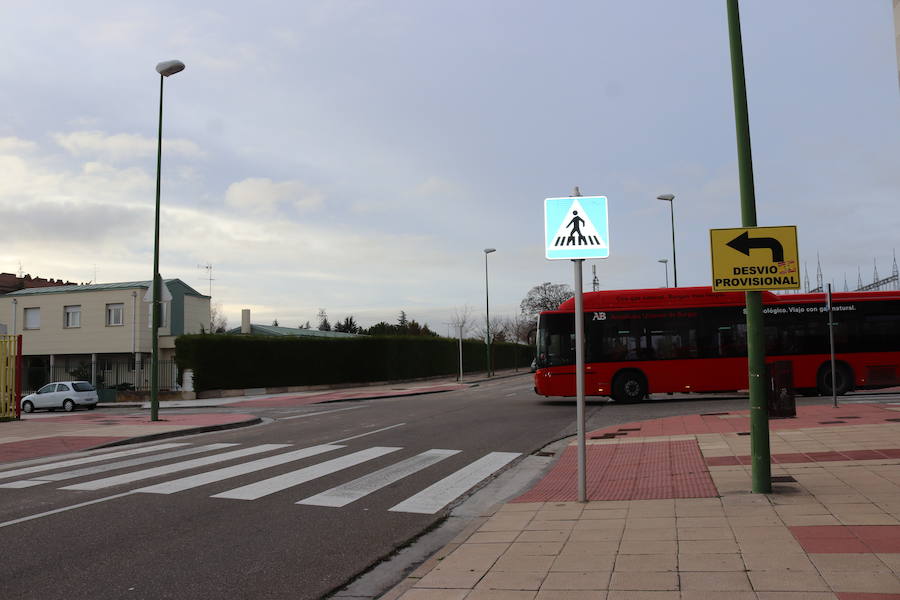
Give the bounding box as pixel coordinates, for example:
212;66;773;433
72;382;95;392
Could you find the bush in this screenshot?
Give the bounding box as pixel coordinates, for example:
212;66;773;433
176;335;532;392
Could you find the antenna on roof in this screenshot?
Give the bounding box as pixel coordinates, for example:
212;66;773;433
17;261;23;278
198;263;214;297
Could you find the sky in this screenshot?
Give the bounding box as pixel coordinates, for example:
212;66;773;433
1;1;898;334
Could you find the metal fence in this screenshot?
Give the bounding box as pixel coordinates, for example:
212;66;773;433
23;359;179;394
0;335;21;419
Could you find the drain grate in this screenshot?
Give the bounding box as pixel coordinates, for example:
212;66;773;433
886;418;900;423
701;412;731;416
819;420;846;425
771;475;797;483
836;416;860;419
737;431;750;436
617;427;641;432
535;451;555;457
591;433;622;439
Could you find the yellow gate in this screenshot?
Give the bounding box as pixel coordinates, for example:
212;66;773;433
0;335;21;420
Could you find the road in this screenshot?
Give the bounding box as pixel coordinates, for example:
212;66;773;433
1;374;897;600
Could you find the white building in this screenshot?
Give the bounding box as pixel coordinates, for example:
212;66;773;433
0;279;209;391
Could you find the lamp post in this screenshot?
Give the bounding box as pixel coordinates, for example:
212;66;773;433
150;59;185;422
658;258;669;287
657;193;677;287
483;248;496;377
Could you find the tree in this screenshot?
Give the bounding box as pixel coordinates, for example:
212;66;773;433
210;302;228;333
334;316;360;334
397;310;408;328
520;282;574;318
272;319;279;327
317;308;331;331
298;321;312;329
365;321;395;336
449;305;474;339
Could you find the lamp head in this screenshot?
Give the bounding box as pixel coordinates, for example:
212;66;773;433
658;259;668;264
156;60;186;77
484;248;496;254
657;193;675;202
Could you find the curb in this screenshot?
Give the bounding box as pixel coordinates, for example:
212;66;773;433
86;416;264;450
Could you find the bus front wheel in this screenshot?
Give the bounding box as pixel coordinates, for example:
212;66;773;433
817;363;852;396
612;371;647;403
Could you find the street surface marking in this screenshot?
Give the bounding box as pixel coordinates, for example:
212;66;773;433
60;444;290;491
0;443;190;480
281;406;362;420
329;423;406;444
135;445;345;494
297;449;460;508
389;451;521;514
0;491;137;529
212;447;401;501
0;444;240;488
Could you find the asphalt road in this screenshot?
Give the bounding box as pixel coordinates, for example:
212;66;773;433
1;374;897;600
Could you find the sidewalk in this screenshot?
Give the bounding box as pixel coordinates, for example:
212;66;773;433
386;402;900;600
1;370;528;463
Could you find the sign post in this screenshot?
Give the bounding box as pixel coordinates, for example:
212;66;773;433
545;192;609;503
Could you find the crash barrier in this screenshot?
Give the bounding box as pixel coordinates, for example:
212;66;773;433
0;335;22;420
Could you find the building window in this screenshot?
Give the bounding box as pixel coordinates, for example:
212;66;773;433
64;305;81;328
24;307;40;330
106;303;124;326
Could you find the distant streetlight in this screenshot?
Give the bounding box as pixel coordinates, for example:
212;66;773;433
657;193;677;287
150;59;185;422
658;258;669;287
484;248;496;377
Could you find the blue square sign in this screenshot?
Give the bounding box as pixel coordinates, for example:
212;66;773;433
544;196;609;260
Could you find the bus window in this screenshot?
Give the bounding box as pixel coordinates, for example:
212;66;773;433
537;314;575;367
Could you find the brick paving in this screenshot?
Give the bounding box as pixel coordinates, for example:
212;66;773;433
384;403;900;600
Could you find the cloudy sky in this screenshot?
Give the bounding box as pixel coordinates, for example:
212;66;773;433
1;1;898;332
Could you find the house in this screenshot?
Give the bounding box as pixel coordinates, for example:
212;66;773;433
227;309;361;338
0;279;209;391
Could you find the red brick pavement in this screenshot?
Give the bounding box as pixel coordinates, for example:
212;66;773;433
514;439;718;502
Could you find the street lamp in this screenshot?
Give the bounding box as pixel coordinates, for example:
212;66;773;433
658;258;669;287
657;193;677;287
150;59;185;422
484;248;496;377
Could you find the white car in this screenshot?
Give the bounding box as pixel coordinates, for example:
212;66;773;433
21;381;99;413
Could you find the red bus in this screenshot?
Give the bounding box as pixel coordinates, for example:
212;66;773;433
533;286;900;402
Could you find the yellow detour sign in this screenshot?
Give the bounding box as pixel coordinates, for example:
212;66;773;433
710;226;800;292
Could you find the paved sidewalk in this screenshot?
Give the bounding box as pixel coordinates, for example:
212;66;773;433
386;402;900;600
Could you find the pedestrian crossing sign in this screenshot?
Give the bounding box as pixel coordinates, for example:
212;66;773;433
544;196;609;260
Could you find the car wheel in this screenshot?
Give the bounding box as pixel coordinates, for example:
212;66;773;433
63;399;76;412
22;400;34;413
612;370;647;403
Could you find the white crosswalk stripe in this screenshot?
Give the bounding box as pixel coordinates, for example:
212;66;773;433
0;443;523;516
0;442;191;481
388;452;521;514
60;444;290;491
212;446;402;501
0;444;240;489
135;445;344;494
297;449;460;508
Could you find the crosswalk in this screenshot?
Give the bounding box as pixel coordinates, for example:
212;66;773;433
0;442;521;515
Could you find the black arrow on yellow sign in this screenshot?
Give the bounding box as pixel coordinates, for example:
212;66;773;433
726;231;784;262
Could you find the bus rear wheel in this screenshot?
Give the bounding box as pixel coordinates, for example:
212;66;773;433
612;371;647;403
817;363;852;396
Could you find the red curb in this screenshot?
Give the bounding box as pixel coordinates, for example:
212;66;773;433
708;447;900;467
790;525;900;554
837;594;900;600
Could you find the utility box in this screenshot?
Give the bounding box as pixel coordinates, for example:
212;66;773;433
766;361;795;418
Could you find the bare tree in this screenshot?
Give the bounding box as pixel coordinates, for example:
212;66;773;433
449;304;474;339
210;302;228;333
475;315;507;344
520;282;573;319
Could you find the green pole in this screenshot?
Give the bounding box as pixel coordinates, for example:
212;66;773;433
727;0;770;493
151;74;164;422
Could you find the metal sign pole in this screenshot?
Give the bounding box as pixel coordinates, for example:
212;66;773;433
573;258;586;503
827;284;837;408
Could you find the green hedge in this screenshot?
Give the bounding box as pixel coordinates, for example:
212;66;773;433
176;335;533;392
